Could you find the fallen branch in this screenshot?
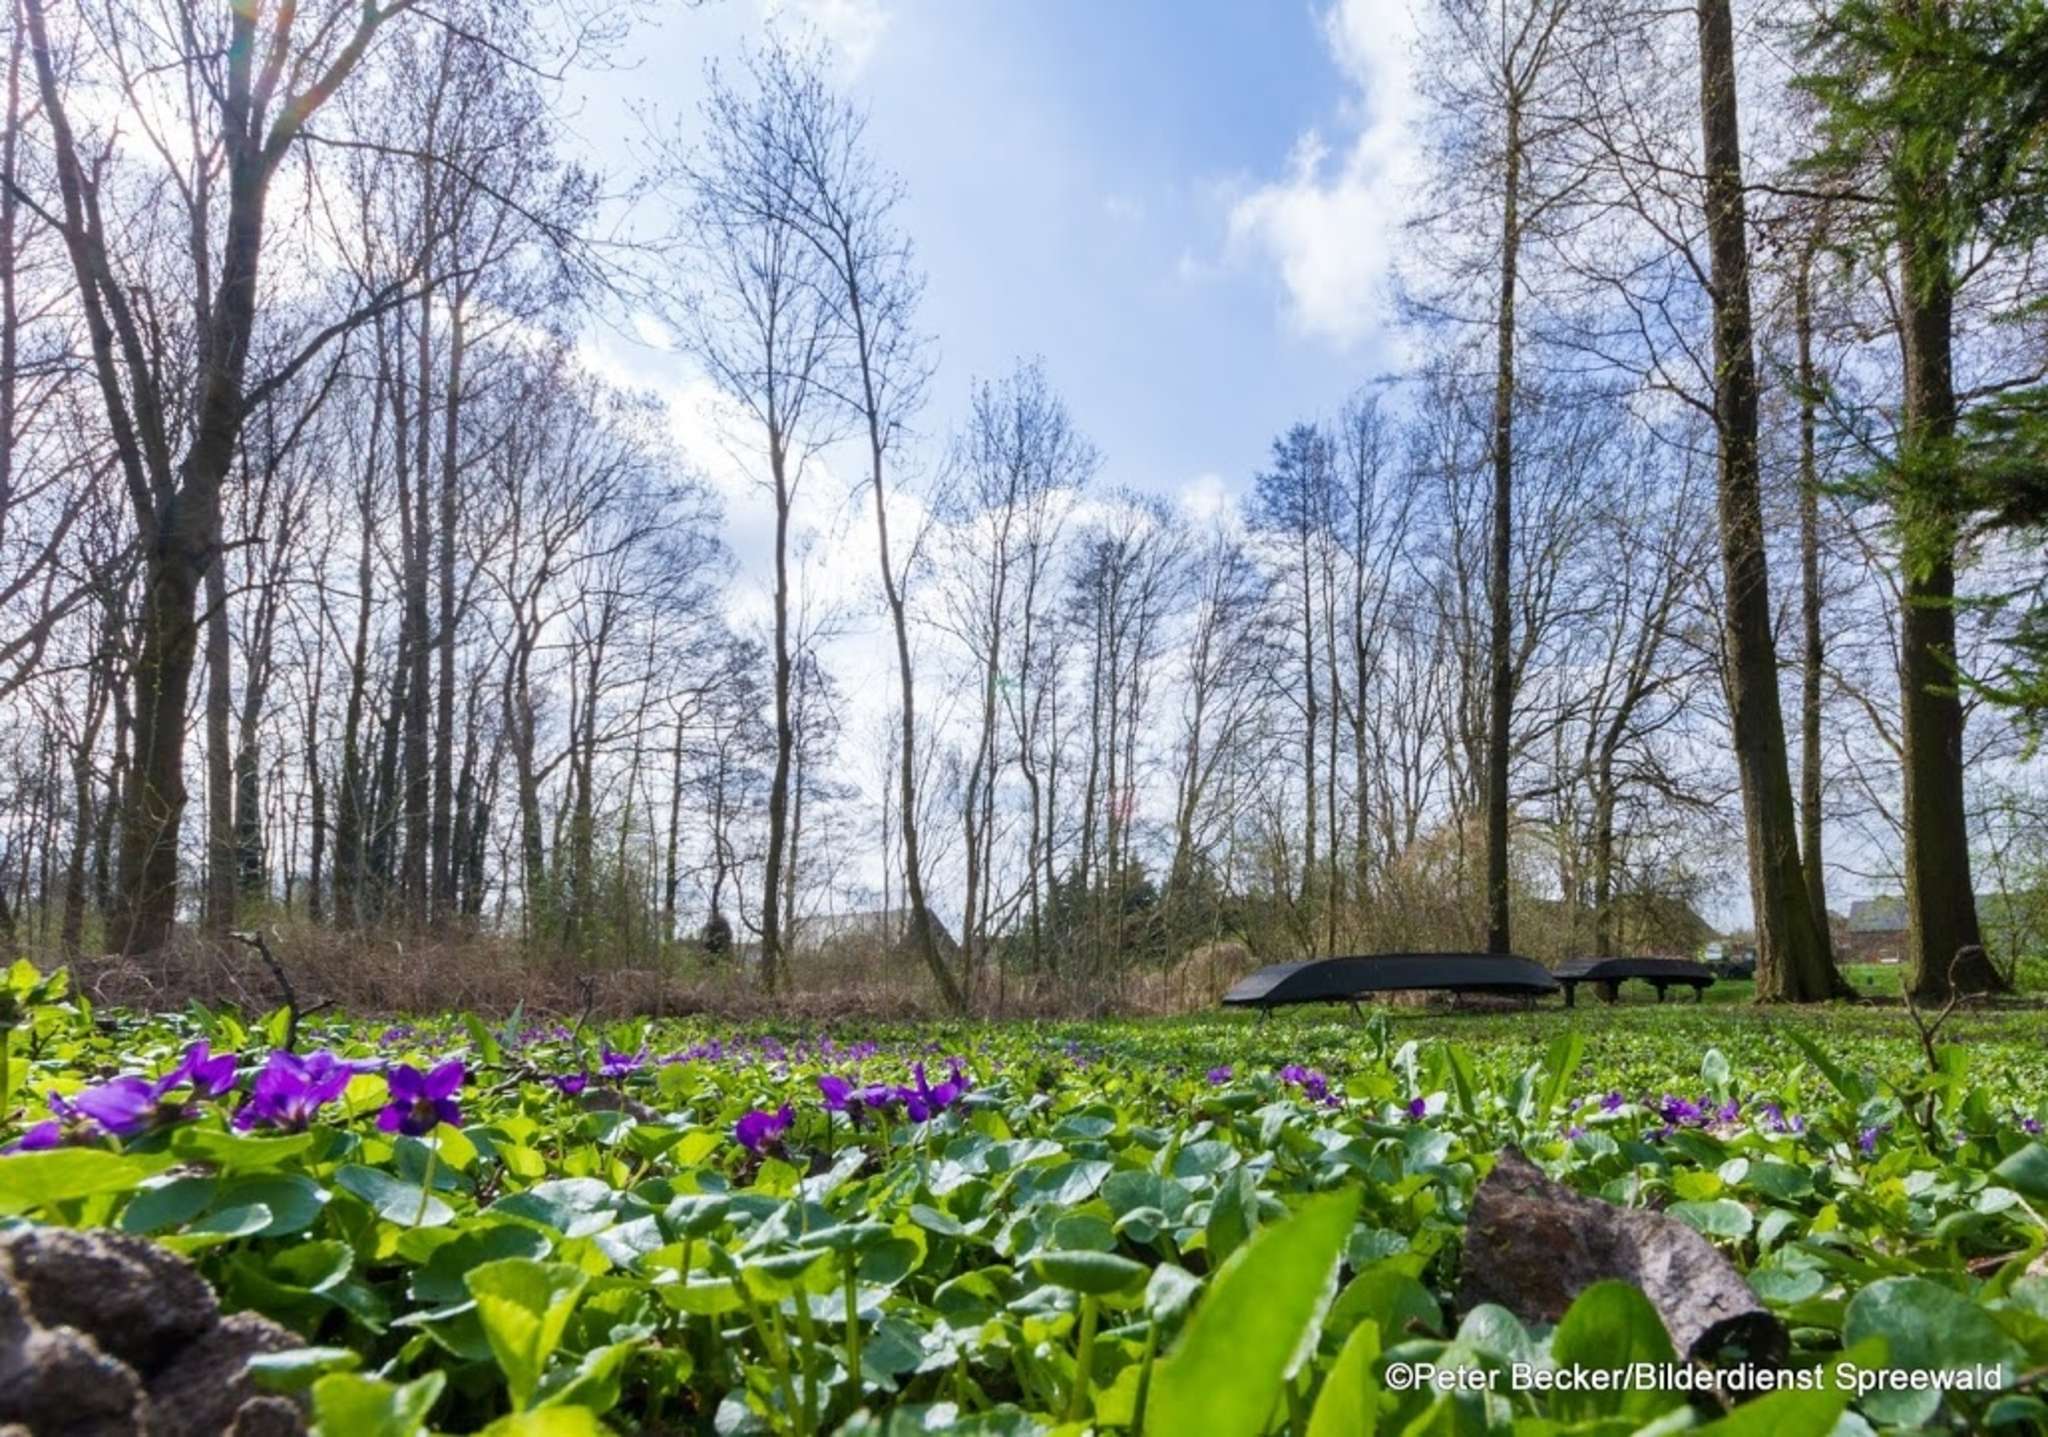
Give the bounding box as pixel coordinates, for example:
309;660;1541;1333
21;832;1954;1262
229;928;313;1053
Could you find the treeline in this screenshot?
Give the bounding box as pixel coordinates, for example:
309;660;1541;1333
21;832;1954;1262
0;1;2045;1009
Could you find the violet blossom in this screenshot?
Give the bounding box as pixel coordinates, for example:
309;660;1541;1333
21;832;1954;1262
236;1050;355;1132
734;1104;795;1153
378;1059;464;1137
69;1042;238;1138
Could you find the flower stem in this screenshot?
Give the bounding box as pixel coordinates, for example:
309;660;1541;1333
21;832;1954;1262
1065;1294;1099;1425
844;1258;862;1391
414;1143;438;1226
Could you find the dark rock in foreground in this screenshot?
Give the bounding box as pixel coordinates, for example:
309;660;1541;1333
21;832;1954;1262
0;1227;308;1436
1458;1147;1787;1367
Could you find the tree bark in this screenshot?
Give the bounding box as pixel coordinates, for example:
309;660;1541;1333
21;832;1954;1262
1795;246;1832;950
1695;0;1838;1001
1895;168;1998;999
1486;98;1522;957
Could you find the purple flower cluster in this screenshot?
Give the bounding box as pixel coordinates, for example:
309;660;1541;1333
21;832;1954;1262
598;1047;644;1080
237;1050;355;1132
1758;1101;1806;1135
1206;1065;1234;1086
817;1059;970;1126
7;1042;238;1151
1646;1093;1740;1142
1405;1096;1428;1120
1279;1064;1341;1109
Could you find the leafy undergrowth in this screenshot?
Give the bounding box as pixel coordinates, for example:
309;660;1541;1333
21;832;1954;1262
1;961;2046;1435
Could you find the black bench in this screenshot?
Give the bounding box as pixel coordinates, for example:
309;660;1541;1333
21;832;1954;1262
1222;953;1560;1015
1552;957;1716;1007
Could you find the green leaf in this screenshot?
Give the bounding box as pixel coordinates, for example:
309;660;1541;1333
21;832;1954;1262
310;1371;445;1437
248;1347;363;1393
1669;1198;1755;1240
173;1127;318;1172
537;1338;641;1413
463;1012;504;1067
1306;1318;1379;1437
1783;1030;1866;1104
1689;1337;1884;1435
1547;1280;1681;1424
1538;1032;1585;1119
0;1148;154;1214
119;1174;218;1234
1993;1143;2048;1203
465;1258;589;1412
336;1164;453;1229
1031;1249;1146;1296
1205;1166;1256;1266
216;1174;330;1237
478;1411;611;1437
1842;1276;2026;1425
1146;1186;1361;1437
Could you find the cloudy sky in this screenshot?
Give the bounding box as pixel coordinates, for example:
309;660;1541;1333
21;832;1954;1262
566;0;1420;560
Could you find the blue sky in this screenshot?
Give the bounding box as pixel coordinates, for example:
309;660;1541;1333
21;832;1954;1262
568;0;1418;511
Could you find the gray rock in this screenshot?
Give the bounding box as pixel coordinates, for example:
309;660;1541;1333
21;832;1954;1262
148;1312;304;1437
0;1325;151;1436
0;1227;307;1437
1457;1147;1787;1367
0;1227;217;1376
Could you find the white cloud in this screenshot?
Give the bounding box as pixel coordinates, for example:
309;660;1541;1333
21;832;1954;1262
1177;472;1235;525
759;0;891;77
1225;0;1420;349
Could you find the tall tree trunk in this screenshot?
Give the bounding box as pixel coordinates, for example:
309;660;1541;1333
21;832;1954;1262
869;418;965;1009
1895;163;1998;999
1795;246;1832;949
1486;99;1522;958
1696;0;1837;1001
432;302;465;925
759;464;794;996
202;506;236;937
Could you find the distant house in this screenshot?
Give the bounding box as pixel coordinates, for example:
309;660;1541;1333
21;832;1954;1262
1846;897;1908;964
1845;891;2045;968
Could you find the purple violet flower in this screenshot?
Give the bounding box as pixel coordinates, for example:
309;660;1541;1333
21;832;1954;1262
598;1048;643;1080
734;1104;795;1153
1406;1097;1428;1120
818;1074;854;1111
3;1120;64;1154
1601;1092;1625;1113
553;1073;589;1097
377;1059;464;1137
68;1042;238;1138
2022;1116;2043;1137
1206;1065;1234;1085
236;1050;354;1132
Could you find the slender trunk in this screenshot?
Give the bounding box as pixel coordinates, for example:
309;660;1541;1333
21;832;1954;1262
1696;0;1836;1001
1795;247;1831;947
203;510;235;935
1895;168;1997;998
868;413;964;1009
760;456;794;995
431;301;465;924
1486;99;1521;957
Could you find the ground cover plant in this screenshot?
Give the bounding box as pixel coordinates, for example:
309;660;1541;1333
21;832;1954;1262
2;961;2046;1435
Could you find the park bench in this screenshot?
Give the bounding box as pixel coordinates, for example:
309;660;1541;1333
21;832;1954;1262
1552;956;1717;1007
1221;953;1560;1016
